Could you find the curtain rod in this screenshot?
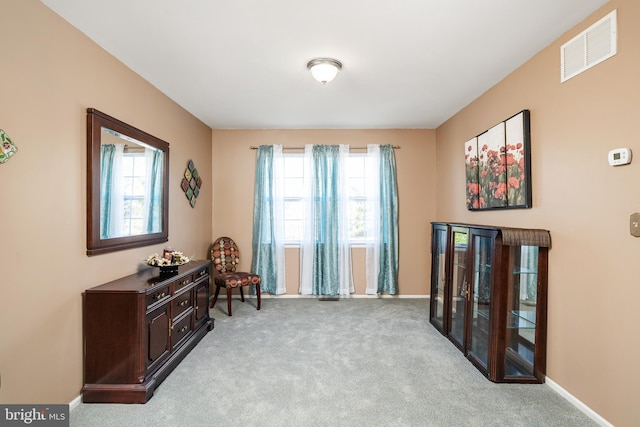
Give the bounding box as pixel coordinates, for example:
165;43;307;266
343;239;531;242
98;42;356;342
249;145;400;150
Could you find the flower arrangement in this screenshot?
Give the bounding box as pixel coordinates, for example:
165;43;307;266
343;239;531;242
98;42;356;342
146;250;191;267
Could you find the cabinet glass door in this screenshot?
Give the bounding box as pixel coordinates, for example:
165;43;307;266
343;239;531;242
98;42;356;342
468;233;492;369
448;228;468;349
430;226;448;332
504;245;538;377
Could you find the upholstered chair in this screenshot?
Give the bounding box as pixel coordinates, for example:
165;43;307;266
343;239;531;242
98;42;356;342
209;237;261;316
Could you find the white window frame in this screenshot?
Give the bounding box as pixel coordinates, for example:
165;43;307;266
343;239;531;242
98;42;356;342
282;153;305;245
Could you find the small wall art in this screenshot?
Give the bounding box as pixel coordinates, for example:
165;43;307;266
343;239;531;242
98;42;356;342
0;129;18;164
181;159;202;208
465;110;531;211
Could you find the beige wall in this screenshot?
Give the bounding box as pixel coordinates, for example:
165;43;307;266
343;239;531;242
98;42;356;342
0;1;211;404
212;129;436;296
436;1;638;425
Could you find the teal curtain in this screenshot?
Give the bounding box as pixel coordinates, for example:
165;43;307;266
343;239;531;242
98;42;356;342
377;144;399;294
100;144;116;239
251;145;286;294
300;145;353;296
146;149;163;233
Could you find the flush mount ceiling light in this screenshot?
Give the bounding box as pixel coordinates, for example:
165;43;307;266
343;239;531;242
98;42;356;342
307;58;342;84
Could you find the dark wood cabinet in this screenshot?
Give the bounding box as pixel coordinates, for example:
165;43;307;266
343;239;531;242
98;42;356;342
429;223;550;383
146;303;171;374
82;260;214;403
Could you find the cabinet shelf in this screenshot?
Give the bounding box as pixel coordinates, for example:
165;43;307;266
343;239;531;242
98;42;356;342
512;267;538;275
508;310;536;329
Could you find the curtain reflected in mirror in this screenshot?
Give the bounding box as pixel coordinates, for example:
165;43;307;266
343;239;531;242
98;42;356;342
100;142;124;238
87;108;169;256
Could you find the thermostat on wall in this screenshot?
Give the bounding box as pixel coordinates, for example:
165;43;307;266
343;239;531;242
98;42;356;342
608;148;632;166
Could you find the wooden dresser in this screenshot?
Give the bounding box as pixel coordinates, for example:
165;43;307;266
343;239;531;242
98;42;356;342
82;259;214;403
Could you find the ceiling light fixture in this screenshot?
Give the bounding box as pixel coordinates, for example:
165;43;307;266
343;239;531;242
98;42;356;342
307;58;342;84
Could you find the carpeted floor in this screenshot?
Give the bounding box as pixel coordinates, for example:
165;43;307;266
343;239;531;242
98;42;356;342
70;298;598;427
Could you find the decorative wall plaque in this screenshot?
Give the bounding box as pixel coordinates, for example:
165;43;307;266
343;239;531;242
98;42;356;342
0;129;18;164
181;160;202;207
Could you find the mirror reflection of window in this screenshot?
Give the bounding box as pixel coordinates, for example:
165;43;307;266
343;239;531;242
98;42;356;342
122;148;146;236
99;128;163;239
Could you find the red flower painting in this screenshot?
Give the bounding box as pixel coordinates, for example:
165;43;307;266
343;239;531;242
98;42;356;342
465;110;531;210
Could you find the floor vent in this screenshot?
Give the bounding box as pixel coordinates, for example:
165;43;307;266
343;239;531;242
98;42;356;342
561;9;617;82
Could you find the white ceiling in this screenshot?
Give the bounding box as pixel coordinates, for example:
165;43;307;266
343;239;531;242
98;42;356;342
41;0;608;129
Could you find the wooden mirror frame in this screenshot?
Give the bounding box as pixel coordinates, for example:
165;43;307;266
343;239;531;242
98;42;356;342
86;108;169;256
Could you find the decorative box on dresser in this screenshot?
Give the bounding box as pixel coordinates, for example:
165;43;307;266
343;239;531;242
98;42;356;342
429;223;550;383
82;259;214;403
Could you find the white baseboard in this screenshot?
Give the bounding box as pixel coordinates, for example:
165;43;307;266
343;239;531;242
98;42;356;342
545;377;612;426
69;394;82;411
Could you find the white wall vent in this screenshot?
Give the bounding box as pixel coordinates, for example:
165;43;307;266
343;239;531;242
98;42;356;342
561;9;617;82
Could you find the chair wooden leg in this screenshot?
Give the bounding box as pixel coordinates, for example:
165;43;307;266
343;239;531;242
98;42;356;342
226;287;233;316
256;283;261;310
210;283;221;309
239;285;245;302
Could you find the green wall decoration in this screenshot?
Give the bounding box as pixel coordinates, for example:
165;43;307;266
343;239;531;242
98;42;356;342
0;129;18;164
181;159;202;208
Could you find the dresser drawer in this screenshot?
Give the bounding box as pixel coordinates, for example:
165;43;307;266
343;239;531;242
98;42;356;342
171;310;193;348
147;286;171;309
172;289;193;319
173;275;193;293
195;266;209;281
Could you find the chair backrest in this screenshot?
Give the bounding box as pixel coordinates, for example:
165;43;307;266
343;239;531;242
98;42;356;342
210;237;240;274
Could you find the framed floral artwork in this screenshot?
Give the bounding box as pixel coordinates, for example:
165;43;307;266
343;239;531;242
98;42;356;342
465;110;531;211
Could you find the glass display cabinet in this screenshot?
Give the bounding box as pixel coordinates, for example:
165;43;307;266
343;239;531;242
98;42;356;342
429;224;448;334
466;228;496;374
429;222;550;383
448;226;469;351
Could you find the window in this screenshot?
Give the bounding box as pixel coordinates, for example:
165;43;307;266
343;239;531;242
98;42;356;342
282;153;371;244
346;154;368;242
283;154;304;242
252;144;398;295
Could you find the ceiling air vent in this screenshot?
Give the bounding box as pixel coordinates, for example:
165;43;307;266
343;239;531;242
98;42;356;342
561;9;617;82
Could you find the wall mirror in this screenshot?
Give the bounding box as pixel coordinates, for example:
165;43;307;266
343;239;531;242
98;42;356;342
87;108;169;256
